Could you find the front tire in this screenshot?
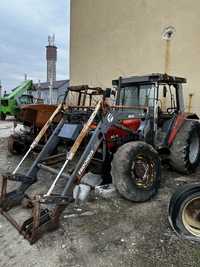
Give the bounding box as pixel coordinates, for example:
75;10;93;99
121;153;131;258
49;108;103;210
8;135;28;155
111;141;161;202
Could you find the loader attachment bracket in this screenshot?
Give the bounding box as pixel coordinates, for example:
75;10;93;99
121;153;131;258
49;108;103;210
39;193;73;205
2;172;36;183
0;190;25;211
0;173;36;211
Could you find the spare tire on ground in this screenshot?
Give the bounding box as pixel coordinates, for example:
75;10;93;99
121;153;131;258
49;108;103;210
111;141;161;202
168;183;200;241
169;120;200;174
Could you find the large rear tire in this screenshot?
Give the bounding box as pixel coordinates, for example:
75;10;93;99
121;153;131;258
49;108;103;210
169;121;200;174
111;141;161;202
169;183;200;241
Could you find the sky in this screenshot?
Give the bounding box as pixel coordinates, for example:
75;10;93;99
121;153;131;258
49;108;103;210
0;0;70;91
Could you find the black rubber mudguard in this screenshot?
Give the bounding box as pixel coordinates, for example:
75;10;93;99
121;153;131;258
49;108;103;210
168;183;200;242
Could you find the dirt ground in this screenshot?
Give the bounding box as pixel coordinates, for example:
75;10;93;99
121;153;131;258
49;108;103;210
0;119;23;138
0;120;14;138
0;121;200;267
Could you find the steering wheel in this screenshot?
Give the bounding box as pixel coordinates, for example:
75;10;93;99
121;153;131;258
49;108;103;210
167;107;177;114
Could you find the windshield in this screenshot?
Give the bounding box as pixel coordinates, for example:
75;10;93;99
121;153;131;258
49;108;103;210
18;95;33;104
118;84;155;107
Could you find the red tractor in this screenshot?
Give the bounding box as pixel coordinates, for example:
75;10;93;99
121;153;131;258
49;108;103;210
109;73;200;201
111;73;200;174
1;73;200;243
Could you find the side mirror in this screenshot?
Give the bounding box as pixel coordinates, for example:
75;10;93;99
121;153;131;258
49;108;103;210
104;88;111;98
163;86;167;98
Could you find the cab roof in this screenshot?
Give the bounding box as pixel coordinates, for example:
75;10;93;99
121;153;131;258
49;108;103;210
112;73;186;87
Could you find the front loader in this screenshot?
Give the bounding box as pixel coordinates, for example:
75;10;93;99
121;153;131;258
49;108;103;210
8;84;104;154
1;73;200;244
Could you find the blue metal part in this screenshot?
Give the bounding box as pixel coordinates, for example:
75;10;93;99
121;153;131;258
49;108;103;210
58;123;82;140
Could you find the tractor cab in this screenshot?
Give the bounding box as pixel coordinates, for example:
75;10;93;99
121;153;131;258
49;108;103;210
113;73;185;113
17;94;34;105
112;73;187;147
64;85;104;125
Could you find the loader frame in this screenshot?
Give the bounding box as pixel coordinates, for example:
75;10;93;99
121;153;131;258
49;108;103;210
0;95;148;243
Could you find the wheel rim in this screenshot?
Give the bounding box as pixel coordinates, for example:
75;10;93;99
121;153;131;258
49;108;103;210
189;131;199;164
182;196;200;236
131;155;156;189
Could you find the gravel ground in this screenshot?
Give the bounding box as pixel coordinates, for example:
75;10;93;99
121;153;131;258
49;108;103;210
0;119;23;138
0;120;14;138
0;122;200;266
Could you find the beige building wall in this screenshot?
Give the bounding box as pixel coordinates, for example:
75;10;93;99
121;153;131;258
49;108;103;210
70;0;200;114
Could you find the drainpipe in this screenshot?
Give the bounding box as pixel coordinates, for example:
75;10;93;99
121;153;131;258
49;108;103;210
162;26;176;110
164;39;171;74
188;93;193;113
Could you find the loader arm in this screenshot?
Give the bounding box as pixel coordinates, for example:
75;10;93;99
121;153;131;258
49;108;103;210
60;109;146;198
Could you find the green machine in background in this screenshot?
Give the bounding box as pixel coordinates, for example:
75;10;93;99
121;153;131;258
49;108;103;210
0;80;34;120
